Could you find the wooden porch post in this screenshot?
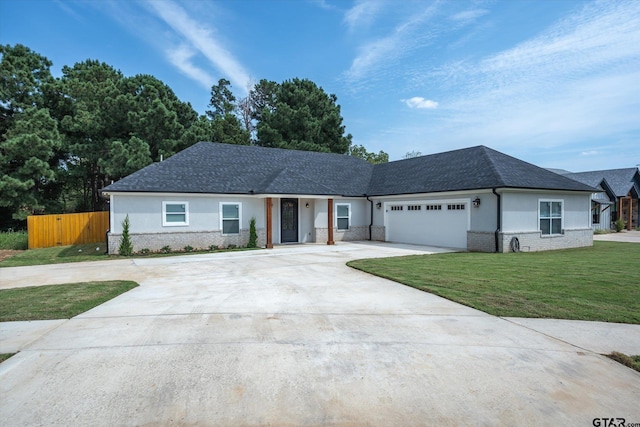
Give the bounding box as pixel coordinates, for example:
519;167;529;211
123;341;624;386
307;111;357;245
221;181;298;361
628;196;633;230
619;197;623;226
265;197;273;249
327;198;335;245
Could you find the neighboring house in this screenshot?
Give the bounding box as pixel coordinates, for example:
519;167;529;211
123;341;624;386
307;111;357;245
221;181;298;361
563;168;640;231
101;142;596;254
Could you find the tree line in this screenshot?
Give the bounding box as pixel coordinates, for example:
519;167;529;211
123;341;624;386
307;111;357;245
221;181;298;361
0;44;388;227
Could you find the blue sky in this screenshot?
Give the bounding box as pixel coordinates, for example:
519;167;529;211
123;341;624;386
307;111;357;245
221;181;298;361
1;0;639;172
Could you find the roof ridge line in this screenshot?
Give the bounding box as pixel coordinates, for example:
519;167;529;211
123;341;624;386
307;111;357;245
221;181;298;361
479;146;506;187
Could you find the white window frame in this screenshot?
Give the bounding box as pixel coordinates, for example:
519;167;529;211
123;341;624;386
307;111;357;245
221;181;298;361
220;202;242;235
162;201;189;226
539;199;563;236
336;203;351;231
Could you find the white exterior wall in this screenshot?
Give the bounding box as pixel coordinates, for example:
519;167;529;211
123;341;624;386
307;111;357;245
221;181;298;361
498;190;592;252
314;197;370;242
501;191;590;232
110;194;264;234
108;193;266;253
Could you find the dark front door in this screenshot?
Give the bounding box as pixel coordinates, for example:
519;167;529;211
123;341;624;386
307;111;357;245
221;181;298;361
281;198;298;243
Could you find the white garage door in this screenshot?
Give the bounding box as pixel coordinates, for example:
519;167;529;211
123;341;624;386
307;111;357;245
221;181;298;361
385;201;469;248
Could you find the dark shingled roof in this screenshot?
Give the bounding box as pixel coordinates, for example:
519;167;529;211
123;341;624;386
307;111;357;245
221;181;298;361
102;142;373;196
102;142;596;196
563;168;640;198
366;145;595;195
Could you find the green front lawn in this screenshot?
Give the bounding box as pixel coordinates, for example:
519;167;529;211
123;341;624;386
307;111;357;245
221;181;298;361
0;241;261;268
348;241;640;324
0;242;110;267
0;281;139;322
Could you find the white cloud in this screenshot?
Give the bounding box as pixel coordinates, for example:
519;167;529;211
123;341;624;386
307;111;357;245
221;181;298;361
344;0;384;31
403;97;439;109
165;45;214;89
449;9;488;23
311;0;337;11
344;3;439;83
390;0;640;169
145;0;251;93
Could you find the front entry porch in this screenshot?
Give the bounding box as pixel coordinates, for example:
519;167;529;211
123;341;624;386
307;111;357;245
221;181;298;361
264;197;336;248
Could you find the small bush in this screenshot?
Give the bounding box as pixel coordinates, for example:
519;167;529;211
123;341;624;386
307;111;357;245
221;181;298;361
228;244;237;249
183;245;194;252
615;219;626;232
209;244;218;251
248;217;258;248
138;248;150;255
118;215;133;256
0;230;28;250
161;245;172;254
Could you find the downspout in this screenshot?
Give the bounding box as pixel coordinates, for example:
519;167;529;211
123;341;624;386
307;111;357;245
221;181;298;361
366;195;373;241
492;188;501;253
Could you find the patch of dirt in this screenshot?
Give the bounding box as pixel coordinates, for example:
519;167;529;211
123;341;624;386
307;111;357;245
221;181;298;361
0;250;23;262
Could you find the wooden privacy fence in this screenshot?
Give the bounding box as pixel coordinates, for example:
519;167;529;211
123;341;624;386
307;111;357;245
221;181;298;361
27;211;110;249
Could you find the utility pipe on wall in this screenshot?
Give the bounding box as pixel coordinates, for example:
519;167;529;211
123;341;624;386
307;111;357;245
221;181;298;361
492;188;501;253
366;195;373;241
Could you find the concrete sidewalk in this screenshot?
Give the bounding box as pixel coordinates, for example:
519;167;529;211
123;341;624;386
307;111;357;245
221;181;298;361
1;242;639;425
593;229;640;243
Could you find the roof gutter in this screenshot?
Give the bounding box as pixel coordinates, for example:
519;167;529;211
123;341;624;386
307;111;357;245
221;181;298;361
492;188;501;253
366;195;373;241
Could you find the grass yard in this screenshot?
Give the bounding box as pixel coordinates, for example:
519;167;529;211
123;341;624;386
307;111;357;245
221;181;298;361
348;241;640;324
0;241;261;268
0;281;138;322
0;242;110;267
0;353;15;363
0;230;28;250
607;352;640;373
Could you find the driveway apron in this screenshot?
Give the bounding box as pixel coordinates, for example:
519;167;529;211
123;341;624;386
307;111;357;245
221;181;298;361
0;242;638;426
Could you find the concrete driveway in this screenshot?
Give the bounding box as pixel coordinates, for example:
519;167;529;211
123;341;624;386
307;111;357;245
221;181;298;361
1;242;639;426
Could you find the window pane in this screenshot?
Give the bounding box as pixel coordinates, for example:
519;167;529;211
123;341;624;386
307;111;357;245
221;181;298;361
551;202;562;217
222;204;239;219
540;202;550;218
166;213;186;223
223;219;239;234
337;205;349;217
166;204;185;213
551;218;562;234
540;219;550;235
337;217;349;230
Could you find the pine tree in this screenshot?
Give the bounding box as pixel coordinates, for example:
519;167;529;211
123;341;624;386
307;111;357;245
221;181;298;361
118;215;133;256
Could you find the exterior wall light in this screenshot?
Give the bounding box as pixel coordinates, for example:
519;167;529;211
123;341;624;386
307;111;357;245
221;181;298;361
376;202;382;209
305;202;310;208
473;197;481;208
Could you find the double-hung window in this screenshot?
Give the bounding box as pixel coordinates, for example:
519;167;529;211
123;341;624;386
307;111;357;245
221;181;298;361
221;203;241;235
336;203;350;230
539;200;562;235
163;202;188;226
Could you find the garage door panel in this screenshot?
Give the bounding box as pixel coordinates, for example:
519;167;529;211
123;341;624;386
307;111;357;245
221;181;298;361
386;202;468;248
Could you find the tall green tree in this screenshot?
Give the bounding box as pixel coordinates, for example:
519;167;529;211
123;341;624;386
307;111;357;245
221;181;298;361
0;45;63;222
0;44;53;137
256;78;352;153
349;144;389;164
55;60;124;211
0;107;62;218
54;63;199;211
206;78;250;145
249;79;278;124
